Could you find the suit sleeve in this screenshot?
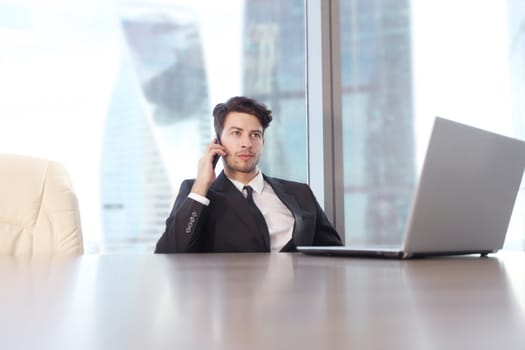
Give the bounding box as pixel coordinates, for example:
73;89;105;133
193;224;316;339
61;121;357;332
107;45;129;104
309;187;343;246
154;180;209;253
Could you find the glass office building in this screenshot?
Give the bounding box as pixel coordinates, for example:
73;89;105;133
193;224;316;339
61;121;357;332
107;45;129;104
100;5;211;252
100;56;173;253
340;0;415;245
243;0;307;182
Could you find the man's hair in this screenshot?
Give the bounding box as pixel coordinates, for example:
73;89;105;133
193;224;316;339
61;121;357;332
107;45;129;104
212;96;273;136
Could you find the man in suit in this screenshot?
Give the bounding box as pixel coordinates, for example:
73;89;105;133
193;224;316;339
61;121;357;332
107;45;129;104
155;96;342;253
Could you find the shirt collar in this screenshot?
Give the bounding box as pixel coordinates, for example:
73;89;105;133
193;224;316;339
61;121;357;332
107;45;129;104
227;169;265;194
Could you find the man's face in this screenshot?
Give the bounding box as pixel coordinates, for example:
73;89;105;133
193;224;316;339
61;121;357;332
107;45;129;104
220;111;264;180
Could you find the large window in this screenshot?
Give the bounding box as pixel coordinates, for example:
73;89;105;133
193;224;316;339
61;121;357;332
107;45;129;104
338;0;524;250
1;0;524;252
0;0;308;253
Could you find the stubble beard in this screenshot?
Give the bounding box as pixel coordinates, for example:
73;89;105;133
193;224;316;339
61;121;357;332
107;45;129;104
224;154;260;175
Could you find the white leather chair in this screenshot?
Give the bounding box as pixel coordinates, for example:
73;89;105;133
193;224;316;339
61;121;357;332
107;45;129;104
0;154;83;256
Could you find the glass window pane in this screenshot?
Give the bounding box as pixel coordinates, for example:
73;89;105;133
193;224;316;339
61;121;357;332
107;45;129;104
0;0;307;253
339;0;415;245
339;0;525;250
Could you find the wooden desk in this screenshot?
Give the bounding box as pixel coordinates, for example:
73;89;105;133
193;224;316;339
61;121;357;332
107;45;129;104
1;252;524;350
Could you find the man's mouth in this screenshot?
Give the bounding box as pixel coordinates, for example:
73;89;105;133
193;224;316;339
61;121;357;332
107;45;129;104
237;153;254;160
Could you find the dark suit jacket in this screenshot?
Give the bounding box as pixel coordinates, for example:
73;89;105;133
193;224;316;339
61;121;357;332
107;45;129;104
154;171;342;253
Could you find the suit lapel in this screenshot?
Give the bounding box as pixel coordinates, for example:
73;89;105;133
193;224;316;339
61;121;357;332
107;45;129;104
264;175;304;239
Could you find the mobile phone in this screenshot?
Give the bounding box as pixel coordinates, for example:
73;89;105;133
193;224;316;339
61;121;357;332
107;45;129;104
212;133;221;169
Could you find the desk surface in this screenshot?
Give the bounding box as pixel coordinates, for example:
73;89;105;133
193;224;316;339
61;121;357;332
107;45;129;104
1;252;524;350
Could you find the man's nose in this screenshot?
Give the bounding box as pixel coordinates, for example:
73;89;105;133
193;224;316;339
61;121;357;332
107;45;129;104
240;134;252;148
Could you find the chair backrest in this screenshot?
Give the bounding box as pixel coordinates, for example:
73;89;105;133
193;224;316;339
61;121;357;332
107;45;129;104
0;154;83;256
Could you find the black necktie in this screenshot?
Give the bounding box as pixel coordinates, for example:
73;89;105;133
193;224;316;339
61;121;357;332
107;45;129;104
243;186;270;248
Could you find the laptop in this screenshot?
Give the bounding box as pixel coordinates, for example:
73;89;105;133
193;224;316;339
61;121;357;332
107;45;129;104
298;117;525;259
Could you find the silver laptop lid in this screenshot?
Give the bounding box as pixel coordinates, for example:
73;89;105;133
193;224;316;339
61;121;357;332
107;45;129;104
403;117;525;254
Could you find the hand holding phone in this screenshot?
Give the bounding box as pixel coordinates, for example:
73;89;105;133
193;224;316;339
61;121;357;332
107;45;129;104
192;135;223;196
